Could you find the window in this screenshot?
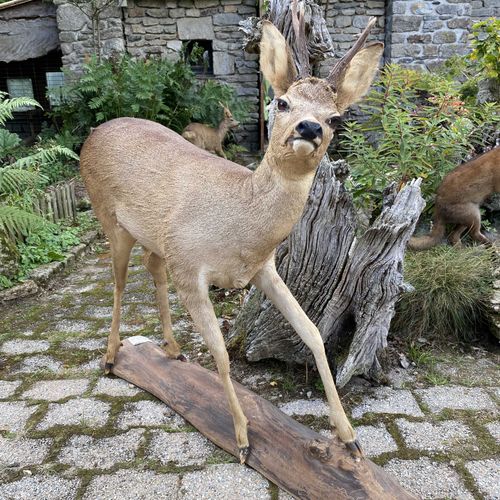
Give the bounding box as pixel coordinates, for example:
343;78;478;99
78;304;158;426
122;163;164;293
6;78;36;110
183;40;213;75
46;72;65;106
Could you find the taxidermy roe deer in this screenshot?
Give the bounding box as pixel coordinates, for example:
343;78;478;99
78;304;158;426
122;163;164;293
409;147;500;250
181;103;239;158
80;17;383;462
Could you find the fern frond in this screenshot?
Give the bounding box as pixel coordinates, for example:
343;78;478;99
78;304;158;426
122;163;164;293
0;205;49;242
0;168;40;194
0;91;40;127
11;145;79;169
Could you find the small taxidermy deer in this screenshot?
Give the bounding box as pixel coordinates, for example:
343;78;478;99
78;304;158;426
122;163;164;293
181;102;239;158
80;13;383;462
409;147;500;250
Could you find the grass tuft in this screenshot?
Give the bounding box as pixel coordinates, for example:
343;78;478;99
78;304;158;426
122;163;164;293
393;246;495;342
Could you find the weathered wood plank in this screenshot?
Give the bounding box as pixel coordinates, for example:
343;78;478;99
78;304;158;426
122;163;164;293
107;339;416;500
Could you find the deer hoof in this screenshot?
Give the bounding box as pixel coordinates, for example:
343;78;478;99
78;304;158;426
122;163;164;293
239;446;250;464
177;354;188;362
104;362;114;375
345;439;364;460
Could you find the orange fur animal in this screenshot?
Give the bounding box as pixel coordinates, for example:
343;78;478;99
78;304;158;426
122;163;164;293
409;147;500;250
80;17;383;462
181;103;239;158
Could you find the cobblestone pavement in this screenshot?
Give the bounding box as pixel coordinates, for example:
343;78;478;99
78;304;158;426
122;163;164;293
0;244;499;499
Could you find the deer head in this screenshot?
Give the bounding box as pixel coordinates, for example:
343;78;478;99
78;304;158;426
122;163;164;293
219;101;239;129
260;15;383;177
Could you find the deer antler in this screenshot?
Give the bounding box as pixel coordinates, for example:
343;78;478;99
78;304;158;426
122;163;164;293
327;17;377;90
291;0;310;79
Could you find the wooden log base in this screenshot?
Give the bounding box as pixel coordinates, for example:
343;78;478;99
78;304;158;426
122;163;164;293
104;338;416;500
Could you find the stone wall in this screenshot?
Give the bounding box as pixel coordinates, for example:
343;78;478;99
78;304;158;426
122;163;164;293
55;0;124;74
320;0;386;77
387;0;500;70
55;0;259;151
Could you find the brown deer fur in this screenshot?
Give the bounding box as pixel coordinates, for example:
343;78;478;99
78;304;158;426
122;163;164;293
181;105;239;158
409;147;500;250
80;20;383;462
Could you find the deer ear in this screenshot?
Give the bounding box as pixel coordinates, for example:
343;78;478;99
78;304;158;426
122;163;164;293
336;42;384;113
260;21;297;97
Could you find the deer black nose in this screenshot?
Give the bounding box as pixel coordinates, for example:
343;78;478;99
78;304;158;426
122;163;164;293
296;121;323;141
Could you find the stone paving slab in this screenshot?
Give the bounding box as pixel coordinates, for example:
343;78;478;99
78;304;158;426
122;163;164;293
58;429;145;469
0;401;38;432
485;422;500;444
351;388;424;418
465;459;500;499
395;419;474;453
384;457;474;499
0;340;50;355
54;320;95;333
179;464;271;499
23;379;89;401
117;400;186;430
0;436;52;467
61;338;107;351
92;377;143;397
0;380;21;398
0;474;80;500
279;398;329;417
37;398;110;430
82;469;179;500
148;430;216;466
416;386;497;413
12;355;63;374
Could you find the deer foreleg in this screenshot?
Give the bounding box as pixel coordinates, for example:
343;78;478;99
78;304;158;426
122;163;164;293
252;261;361;457
180;286;250;462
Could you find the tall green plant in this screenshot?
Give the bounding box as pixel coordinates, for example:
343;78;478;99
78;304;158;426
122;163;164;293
340;64;499;213
53;54;248;141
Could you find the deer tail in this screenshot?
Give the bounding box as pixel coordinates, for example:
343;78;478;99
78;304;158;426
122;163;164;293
408;214;446;251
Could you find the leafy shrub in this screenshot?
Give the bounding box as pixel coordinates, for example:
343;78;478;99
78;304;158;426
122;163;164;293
341;63;499;214
392;246;495;342
52;54;248;142
0;92;79;288
469;18;500;81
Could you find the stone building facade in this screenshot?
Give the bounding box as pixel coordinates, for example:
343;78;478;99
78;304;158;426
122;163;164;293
55;0;260;150
1;0;498;149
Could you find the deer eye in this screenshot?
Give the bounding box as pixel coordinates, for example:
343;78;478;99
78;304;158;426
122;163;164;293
277;99;289;112
326;116;342;129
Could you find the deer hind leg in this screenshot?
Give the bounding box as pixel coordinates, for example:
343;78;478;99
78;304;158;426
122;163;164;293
448;225;467;247
252;261;360;457
143;249;182;360
179;283;249;463
105;225;136;373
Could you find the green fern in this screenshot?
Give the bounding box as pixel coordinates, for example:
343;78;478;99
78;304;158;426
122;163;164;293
11;145;78;169
0;206;50;240
0;91;40;127
0;168;40;194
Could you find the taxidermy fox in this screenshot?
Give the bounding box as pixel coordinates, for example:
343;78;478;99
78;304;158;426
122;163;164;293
181;103;239;158
409;147;500;250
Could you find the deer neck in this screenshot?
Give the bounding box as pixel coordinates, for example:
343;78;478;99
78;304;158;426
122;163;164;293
247;154;317;249
217;120;230;141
